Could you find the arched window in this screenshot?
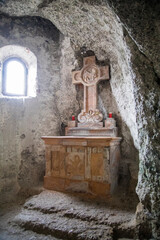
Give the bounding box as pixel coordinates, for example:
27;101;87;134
0;45;37;98
2;57;28;96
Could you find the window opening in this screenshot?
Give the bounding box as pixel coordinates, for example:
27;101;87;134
2;57;28;96
0;45;37;98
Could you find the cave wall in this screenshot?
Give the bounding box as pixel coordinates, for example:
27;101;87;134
106;1;160;237
0;12;139;205
0;15;85;203
0;0;159;237
0;15;63;203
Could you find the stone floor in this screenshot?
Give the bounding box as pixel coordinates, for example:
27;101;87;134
0;190;138;240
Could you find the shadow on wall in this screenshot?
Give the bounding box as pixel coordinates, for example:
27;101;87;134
18;145;45;190
98;79;139;202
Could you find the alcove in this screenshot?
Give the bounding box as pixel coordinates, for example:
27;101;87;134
0;1;159;238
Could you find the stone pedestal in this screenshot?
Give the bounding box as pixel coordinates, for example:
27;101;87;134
65;126;118;137
42;136;121;196
66;117;118;137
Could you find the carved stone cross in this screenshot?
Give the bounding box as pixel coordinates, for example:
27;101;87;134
72;56;109;125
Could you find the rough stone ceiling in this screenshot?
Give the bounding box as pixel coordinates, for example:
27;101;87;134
0;0;160;79
0;0;122;52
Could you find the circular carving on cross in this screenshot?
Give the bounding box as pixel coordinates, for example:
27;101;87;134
80;64;100;86
74;72;80;82
78;109;103;123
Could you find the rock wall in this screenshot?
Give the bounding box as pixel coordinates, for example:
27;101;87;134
0;12;139;205
0;0;159;237
0;15;62;203
0;15;83;203
107;1;160;237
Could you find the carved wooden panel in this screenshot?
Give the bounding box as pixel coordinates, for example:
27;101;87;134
103;147;110;182
45;145;52;176
90;147;104;182
48;145;111;183
50;146;65;178
65;147;85;180
42;137;121;196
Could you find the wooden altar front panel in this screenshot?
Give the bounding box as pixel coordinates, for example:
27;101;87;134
42;136;121;197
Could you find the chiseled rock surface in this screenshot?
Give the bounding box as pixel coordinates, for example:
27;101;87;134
0;15;78;203
12;190;137;240
0;0;139;203
0;0;159;237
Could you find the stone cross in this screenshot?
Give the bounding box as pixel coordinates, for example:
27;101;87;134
72;56;109;124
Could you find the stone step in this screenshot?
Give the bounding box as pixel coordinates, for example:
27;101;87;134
14;210;113;240
12;190;135;240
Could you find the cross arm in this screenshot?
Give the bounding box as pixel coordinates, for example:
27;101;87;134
98;65;110;81
72;70;81;84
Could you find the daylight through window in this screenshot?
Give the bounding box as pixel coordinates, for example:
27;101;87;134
2;58;28;96
0;45;37;98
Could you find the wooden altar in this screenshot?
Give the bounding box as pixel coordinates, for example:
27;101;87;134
42;136;121;196
42;56;121;197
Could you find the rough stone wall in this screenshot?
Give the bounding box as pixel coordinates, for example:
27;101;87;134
55;35;80;135
0;3;139;197
0;11;139;206
107;0;160;78
0;0;159;237
0;15;83;204
106;1;160;238
0;15;62;203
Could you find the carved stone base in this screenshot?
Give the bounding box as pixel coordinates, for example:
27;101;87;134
42;136;121;197
65;127;118;137
77;122;103;128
